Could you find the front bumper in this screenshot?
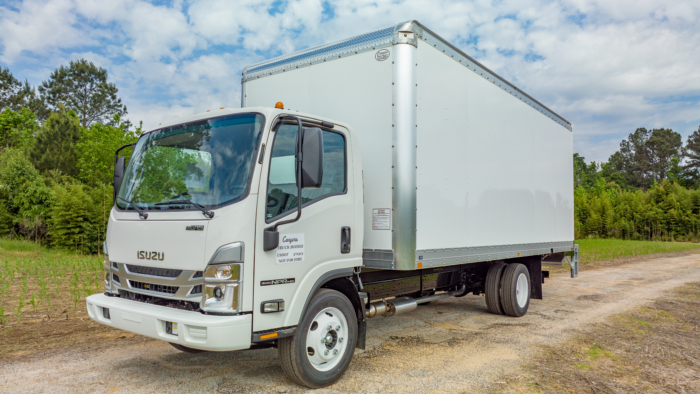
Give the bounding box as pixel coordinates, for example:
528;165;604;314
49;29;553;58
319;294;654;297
86;294;252;351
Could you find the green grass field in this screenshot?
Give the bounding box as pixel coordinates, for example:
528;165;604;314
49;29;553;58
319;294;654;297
576;238;700;265
0;238;102;326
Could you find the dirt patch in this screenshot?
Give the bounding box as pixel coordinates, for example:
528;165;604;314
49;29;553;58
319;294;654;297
0;311;153;360
493;283;700;393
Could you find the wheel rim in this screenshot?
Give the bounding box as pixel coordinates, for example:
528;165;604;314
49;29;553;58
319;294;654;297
516;272;529;308
305;306;349;372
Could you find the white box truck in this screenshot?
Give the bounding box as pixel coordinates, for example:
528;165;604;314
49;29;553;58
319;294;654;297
87;20;578;388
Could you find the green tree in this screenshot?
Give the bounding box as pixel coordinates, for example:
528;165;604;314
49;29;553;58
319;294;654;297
38;59;127;127
76;114;142;186
49;182;110;253
29;106;80;176
0;108;39;149
0;149;51;239
573;153;599;189
0;67;49;121
683;125;700;178
612;128;683;189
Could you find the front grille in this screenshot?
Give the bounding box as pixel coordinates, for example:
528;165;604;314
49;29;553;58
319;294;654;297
191;285;202;295
112;261;118;269
129;280;178;294
126;264;182;278
118;289;200;311
112;274;120;284
193;271;203;278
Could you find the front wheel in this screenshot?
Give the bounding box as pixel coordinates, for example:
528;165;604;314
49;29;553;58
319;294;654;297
279;288;357;388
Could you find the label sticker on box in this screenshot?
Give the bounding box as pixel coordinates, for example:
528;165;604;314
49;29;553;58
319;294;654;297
277;233;305;264
372;208;391;230
172;322;178;335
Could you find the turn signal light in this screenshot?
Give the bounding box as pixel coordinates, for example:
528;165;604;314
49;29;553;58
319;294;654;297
275;102;284;109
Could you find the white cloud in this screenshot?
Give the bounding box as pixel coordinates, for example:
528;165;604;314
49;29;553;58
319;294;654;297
0;0;699;163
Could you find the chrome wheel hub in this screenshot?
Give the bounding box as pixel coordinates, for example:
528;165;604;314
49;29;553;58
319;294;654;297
305;306;348;372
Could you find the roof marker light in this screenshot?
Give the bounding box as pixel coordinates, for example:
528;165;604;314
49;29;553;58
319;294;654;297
275;102;284;109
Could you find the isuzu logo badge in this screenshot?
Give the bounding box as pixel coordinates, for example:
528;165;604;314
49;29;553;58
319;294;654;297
138;251;164;260
186;225;204;231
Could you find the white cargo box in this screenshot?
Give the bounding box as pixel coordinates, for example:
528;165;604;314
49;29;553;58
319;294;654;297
242;20;574;270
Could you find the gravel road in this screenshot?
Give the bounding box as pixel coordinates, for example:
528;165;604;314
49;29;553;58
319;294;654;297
3;254;700;394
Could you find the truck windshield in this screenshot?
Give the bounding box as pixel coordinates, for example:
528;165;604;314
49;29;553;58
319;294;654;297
116;113;264;211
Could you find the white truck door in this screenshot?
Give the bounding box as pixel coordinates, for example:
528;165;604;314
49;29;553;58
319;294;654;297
252;122;356;332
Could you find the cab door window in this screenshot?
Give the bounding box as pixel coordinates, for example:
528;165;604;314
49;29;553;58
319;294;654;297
266;124;346;220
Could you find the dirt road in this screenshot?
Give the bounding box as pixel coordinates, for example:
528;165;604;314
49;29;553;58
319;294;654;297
3;254;700;394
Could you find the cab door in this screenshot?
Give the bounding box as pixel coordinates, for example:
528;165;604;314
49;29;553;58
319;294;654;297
252;121;357;332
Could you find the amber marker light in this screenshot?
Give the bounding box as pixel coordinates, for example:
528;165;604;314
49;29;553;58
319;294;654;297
275;102;284;109
260;332;278;340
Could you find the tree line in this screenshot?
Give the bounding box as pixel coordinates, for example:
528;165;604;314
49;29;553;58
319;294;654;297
575;125;700;241
0;60;139;253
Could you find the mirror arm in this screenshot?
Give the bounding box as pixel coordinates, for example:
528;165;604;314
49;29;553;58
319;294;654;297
115;143;134;164
264;116;304;252
273;116;304;232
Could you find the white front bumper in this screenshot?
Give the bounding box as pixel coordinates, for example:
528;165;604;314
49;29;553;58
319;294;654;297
86;294;252;351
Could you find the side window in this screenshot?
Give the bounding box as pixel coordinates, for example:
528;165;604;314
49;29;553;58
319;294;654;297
266;124;346;220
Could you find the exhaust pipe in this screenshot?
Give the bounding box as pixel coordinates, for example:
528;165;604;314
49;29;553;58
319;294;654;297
365;286;465;318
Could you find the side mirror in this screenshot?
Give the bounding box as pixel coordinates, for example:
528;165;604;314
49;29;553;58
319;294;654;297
114;156;125;203
301;127;323;188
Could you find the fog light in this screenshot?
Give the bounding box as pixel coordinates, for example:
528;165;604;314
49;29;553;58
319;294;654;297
261;300;285;313
202;283;240;313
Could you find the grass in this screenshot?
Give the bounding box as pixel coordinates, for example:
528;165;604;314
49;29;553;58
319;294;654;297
491;283;700;393
0;237;116;358
576;238;700;265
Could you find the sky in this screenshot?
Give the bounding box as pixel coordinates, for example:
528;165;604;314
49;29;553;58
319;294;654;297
0;0;699;163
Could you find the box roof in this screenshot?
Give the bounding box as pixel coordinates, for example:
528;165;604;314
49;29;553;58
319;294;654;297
242;20;571;130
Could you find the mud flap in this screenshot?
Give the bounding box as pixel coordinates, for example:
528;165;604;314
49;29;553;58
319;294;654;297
357;320;366;350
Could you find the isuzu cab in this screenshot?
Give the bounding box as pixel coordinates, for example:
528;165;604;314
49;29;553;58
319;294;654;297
87;20;578;388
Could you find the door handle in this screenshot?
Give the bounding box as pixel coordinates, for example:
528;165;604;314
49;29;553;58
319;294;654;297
340;227;351;254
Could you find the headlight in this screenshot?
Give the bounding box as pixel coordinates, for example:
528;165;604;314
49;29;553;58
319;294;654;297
200;242;244;314
200;264;242;313
204;264;240;281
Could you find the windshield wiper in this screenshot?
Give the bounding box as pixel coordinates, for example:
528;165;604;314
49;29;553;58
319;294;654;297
164;191;191;202
118;197;148;219
155;198;215;219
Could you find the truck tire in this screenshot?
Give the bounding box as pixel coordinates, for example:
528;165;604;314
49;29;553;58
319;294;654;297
485;262;507;315
169;343;205;353
500;263;531;317
279;288;357;388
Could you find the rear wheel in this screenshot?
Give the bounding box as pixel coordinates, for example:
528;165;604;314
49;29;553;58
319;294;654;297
485;262;507;315
500;263;531;317
169;343;205;353
279;289;357;388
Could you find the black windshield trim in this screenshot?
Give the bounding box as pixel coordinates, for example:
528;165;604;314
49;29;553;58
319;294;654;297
115;112;266;213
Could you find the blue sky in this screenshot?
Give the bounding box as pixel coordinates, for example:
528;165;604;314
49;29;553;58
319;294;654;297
1;0;699;163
